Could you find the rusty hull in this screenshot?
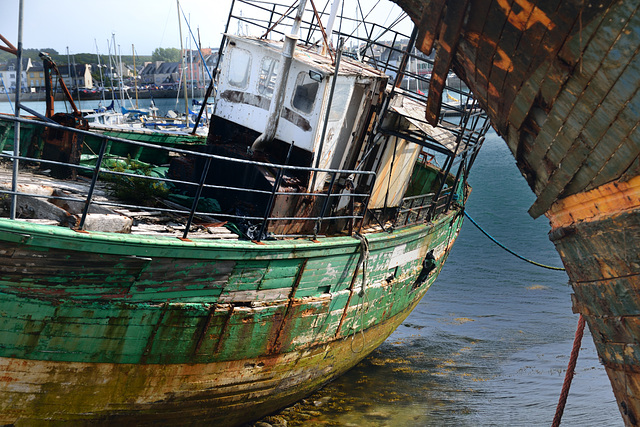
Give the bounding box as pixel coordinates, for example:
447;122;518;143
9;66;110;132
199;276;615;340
391;0;640;424
0;207;463;425
0;296;419;426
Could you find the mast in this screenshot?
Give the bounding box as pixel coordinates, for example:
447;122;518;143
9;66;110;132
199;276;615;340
107;37;116;106
132;44;139;109
198;27;205;101
11;0;24;220
189;32;194;102
95;39;106;103
177;0;189;125
117;42;127;107
323;0;342;52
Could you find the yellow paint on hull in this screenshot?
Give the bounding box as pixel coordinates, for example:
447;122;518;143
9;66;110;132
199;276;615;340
546;175;640;229
0;289;426;426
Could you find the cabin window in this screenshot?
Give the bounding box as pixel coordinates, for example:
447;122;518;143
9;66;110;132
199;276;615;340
228;48;252;89
257;57;279;98
328;81;353;122
291;72;319;114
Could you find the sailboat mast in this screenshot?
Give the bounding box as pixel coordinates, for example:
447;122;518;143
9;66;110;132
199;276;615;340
95;39;106;103
132;44;139;109
177;0;189;125
11;0;24;220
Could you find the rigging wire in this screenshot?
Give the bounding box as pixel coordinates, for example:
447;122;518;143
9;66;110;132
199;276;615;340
463;211;566;271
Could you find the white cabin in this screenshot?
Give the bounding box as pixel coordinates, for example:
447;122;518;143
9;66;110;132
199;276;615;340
213;35;388;191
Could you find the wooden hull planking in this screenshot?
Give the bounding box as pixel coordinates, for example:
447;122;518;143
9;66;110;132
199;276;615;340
391;0;640;423
0;210;462;425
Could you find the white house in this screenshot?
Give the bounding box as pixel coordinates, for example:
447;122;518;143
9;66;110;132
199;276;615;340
0;58;32;93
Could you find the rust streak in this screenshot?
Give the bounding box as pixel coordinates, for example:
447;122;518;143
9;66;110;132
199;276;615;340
140;302;169;364
496;0;555;31
267;259;307;355
214;306;235;355
194;305;216;356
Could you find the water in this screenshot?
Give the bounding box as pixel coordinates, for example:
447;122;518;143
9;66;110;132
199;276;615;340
1;100;621;425
265;131;621;426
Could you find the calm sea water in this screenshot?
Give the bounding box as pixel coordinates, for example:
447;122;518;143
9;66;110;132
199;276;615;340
1;100;621;426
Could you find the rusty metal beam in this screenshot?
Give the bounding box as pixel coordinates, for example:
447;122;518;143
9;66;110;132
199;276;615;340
0;34;17;55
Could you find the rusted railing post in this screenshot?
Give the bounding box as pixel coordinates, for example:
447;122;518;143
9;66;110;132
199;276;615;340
313;172;337;239
78;136;109;230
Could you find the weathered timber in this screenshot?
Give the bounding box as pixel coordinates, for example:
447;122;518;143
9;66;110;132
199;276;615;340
392;0;640;424
0;210;463;423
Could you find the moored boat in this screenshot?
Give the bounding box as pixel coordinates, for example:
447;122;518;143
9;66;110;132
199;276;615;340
0;1;489;425
391;0;640;424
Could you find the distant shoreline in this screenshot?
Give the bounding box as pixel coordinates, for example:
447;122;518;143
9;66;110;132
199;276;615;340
0;88;207;103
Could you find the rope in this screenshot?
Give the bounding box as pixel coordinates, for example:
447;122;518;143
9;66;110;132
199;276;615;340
552;314;586;427
463;211;565;271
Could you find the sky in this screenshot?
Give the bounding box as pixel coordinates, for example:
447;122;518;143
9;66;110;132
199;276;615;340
2;0;411;57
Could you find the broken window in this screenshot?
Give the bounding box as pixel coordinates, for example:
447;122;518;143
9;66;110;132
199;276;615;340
228;48;252;89
291;72;319;114
257;57;279;98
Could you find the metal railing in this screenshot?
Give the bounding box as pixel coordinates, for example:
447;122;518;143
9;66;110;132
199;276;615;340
218;0;490;226
0;115;376;240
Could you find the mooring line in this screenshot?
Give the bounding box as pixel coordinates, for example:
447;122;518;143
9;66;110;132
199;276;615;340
552;314;586;427
463;210;566;271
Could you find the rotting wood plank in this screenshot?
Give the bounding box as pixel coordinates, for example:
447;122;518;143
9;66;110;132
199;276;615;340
426;0;470;125
535;1;605;108
500;0;572;124
415;0;447;54
571;276;640;319
528;6;640;216
507;61;551;135
459;0;497;113
467;0;510;123
589;126;640;190
487;0;535;125
550;209;640;282
567;64;640;193
525;0;635;178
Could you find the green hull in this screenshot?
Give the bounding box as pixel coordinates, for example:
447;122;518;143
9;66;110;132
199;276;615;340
0;211;463;425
